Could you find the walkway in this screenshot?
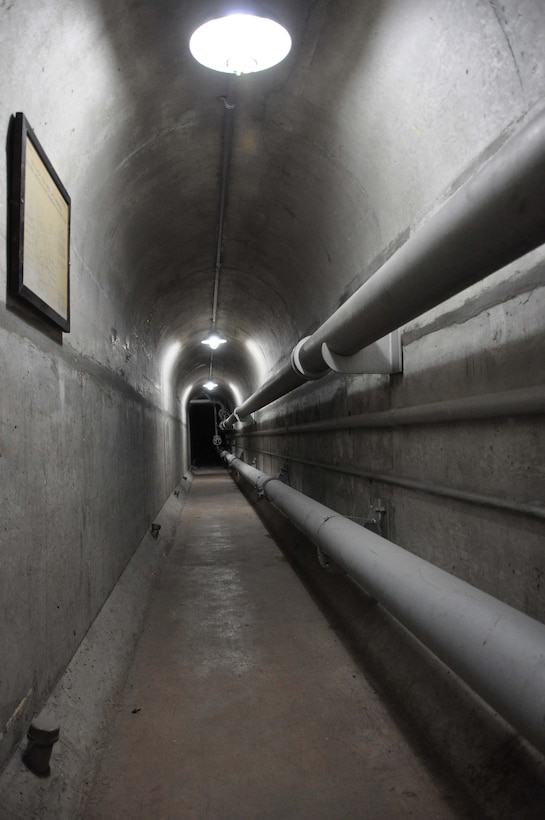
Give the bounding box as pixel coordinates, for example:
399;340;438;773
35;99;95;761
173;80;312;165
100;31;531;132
83;470;472;819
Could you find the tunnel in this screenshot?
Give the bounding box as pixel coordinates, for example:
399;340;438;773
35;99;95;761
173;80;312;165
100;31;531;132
1;1;545;816
188;395;228;468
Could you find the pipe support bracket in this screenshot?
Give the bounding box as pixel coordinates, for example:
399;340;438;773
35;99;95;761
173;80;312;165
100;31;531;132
321;330;402;375
233;409;255;424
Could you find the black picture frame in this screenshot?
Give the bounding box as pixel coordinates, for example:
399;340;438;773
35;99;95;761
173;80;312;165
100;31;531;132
9;112;71;332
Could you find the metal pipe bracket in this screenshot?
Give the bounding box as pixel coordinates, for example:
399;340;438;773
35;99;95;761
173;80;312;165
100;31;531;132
321;330;402;374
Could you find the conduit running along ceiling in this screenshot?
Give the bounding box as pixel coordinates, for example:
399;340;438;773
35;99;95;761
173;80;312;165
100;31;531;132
41;0;545;405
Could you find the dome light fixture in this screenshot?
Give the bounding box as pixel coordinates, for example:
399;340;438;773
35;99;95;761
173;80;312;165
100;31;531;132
204;380;218;391
201;331;227;350
189;12;292;75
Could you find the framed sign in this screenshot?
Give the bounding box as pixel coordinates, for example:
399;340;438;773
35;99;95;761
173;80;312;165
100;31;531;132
9;112;71;332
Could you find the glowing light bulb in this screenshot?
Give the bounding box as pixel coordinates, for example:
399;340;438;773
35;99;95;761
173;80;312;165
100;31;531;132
201;331;227;350
190;13;292;75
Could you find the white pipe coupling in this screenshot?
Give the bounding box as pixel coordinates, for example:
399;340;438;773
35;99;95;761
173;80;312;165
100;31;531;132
291;337;329;380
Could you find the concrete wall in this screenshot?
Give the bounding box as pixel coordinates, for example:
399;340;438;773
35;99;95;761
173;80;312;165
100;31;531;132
0;264;183;776
0;3;183;771
1;0;545;788
233;184;545;807
234;2;545;631
238;249;545;623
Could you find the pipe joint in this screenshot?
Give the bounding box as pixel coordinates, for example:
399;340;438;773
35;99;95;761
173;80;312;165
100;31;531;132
220;409;242;430
255;474;279;499
317;514;341;542
257;475;278;493
291;337;329;380
316;544;344;574
315;515;345;572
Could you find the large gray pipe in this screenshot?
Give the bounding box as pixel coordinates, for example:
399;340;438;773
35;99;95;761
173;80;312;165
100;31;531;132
222;105;545;428
236;385;545;435
223;452;545;755
223;361;306;426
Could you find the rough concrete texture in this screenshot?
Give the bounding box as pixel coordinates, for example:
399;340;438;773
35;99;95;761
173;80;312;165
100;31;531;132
247;264;545;623
0;313;182;772
243;478;545;818
1;0;545;804
83;471;476;820
0;478;192;819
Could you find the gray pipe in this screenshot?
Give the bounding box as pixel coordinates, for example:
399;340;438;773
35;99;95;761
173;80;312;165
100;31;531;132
300;106;545;372
222;105;545;427
222;361;306;428
235;385;545;435
237;445;545;521
223;452;545;755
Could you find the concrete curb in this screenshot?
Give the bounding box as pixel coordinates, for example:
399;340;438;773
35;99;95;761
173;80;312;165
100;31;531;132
0;477;193;820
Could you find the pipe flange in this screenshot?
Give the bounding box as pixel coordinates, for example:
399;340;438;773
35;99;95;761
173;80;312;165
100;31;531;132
232;409;255;425
256;475;277;494
315;515;345;573
316;544;344;574
291;337;329;380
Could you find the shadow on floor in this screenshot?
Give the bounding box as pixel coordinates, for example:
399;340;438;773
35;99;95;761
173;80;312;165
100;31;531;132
234;473;545;820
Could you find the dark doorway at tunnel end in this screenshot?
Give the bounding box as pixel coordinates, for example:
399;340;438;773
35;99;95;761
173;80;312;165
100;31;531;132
189;402;223;467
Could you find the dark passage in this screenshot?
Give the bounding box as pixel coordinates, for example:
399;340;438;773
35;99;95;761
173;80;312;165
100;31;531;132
189;402;222;467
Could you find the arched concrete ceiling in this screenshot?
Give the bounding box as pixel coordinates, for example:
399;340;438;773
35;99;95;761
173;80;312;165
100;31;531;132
3;0;545;401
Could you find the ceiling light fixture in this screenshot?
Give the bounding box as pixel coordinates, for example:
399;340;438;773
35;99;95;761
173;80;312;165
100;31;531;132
189;11;292;75
204;380;218;391
201;331;227;350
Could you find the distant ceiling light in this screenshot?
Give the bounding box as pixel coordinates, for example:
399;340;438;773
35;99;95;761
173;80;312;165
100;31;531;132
189;12;292;75
201;331;227;350
204;380;218;390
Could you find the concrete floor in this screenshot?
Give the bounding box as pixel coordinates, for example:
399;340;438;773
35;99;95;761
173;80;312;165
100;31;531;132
83;470;472;819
